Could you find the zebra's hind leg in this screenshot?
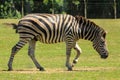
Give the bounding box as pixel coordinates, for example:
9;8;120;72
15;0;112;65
8;40;27;71
72;43;82;67
28;39;45;71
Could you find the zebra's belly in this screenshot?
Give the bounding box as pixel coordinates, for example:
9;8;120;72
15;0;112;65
37;35;64;44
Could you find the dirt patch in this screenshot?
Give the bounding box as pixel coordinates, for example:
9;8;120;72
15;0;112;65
74;67;116;71
1;67;117;74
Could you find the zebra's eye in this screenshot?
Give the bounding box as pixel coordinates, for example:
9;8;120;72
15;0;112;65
101;41;105;44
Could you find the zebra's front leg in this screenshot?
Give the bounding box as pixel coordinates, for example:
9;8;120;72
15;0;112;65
65;40;74;71
72;43;82;67
28;39;45;71
66;48;73;71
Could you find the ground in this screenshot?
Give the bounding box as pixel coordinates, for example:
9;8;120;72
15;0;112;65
0;19;120;80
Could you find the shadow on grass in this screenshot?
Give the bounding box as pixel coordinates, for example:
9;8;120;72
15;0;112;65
1;67;116;73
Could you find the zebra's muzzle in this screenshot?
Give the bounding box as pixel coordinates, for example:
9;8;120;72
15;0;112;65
101;54;108;59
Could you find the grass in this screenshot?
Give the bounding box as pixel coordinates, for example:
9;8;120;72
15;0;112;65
0;19;120;80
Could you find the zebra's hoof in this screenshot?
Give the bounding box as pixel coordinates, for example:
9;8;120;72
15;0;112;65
73;60;77;64
68;67;73;71
8;68;13;71
39;67;45;71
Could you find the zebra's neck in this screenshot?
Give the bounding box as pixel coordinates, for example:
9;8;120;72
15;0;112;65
75;16;101;42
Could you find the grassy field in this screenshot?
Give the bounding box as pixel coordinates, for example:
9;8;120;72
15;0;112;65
0;19;120;80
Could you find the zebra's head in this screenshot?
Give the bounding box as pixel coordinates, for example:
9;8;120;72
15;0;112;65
75;15;108;59
93;30;109;59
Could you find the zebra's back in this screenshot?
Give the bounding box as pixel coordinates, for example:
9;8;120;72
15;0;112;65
17;14;75;43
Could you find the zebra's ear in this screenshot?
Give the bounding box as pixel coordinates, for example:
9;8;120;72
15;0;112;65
103;31;107;39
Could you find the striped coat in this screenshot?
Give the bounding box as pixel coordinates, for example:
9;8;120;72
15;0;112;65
8;14;109;71
18;14;79;43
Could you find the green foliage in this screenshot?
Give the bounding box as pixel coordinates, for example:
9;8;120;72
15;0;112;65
72;0;80;5
42;0;64;14
0;0;120;18
0;0;21;18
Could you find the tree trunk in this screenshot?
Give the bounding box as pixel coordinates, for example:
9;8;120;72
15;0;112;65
84;0;87;18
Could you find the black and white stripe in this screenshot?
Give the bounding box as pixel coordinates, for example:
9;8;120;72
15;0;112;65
8;14;109;71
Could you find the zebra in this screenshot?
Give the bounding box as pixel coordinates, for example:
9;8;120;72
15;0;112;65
7;14;109;71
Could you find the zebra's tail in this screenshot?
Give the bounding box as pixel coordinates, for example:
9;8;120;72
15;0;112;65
3;23;18;33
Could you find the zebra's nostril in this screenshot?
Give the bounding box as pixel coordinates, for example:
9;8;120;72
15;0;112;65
101;54;108;59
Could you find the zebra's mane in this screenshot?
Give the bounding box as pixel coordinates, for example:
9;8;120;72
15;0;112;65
75;15;98;27
75;15;107;39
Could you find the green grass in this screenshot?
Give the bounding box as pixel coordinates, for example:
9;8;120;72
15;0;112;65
0;19;120;80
